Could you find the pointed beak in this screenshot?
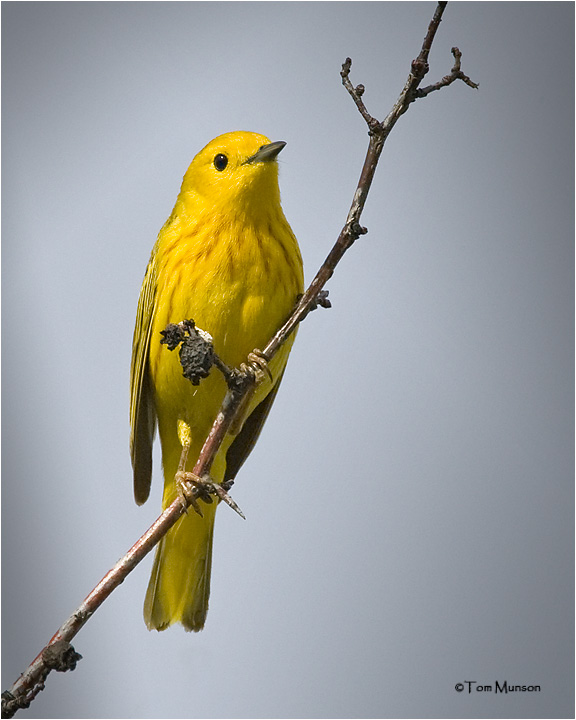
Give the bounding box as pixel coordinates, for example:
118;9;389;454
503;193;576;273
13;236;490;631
243;141;286;165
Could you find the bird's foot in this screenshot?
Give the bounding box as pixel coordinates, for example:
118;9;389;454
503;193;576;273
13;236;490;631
240;348;272;385
176;472;245;520
176;471;212;517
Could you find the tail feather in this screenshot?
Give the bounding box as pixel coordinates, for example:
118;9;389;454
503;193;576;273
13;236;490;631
144;503;216;632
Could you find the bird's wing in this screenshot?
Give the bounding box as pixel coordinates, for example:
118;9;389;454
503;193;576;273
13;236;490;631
130;253;158;505
224;370;285;485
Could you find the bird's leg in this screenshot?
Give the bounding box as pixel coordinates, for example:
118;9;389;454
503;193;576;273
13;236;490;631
177;419;192;472
174;419;244;518
175;420;208;517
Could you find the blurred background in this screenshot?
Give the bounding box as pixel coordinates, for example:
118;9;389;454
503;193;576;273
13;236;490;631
2;2;573;718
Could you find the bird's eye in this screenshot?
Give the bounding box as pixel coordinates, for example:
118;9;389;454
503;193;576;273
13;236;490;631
214;154;228;171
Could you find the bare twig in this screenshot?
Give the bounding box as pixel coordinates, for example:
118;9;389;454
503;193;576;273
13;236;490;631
340;57;379;129
2;2;477;716
416;47;479;98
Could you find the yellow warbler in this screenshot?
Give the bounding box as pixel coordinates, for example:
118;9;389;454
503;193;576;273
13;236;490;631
130;131;304;631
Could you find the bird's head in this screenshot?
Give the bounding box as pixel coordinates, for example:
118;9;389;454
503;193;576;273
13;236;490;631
180;131;285;215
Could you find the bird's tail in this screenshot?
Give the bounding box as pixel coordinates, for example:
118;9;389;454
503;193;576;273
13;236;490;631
144;501;217;632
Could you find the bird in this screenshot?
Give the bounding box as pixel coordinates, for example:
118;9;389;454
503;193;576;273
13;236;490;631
130;131;304;631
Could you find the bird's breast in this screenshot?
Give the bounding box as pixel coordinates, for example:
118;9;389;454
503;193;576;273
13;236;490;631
150;215;302;391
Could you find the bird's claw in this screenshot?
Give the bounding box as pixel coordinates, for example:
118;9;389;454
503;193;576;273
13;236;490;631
176;471;212;517
176;471;245;520
241;348;272;385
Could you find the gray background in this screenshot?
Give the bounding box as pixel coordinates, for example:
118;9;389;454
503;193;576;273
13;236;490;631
2;2;573;718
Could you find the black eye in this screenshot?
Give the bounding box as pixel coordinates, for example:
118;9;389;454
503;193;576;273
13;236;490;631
214;154;228;171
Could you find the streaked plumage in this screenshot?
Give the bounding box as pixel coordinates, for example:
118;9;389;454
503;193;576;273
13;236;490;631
130;131;303;630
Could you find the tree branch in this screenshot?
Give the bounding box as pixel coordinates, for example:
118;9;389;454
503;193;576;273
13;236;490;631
1;2;478;716
415;46;479;98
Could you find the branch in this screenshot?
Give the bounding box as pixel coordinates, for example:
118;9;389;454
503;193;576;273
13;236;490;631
415;47;479;98
1;2;477;716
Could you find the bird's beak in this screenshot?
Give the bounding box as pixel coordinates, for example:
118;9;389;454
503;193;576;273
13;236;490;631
243;141;286;165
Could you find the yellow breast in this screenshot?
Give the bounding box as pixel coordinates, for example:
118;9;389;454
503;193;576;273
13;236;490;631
149;202;303;471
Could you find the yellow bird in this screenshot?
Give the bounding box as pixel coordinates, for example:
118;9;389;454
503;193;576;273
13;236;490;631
130;131;304;631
